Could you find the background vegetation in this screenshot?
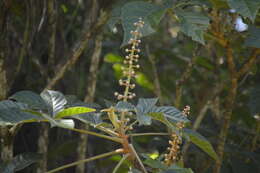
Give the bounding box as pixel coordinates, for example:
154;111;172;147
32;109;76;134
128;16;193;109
0;0;260;173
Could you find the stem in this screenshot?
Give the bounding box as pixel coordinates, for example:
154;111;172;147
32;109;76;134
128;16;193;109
112;154;129;173
129;144;148;173
65;127;122;143
129;133;169;137
46;150;122;173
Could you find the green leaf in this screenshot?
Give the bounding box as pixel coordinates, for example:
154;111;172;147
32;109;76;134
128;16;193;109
115;101;135;112
54;107;96;119
150;106;189;123
248;84;260;118
74;113;102;126
244;26;260;48
144;158;167;169
147;112;176;130
183;129;219;161
40;90;67;117
176;11;210;44
9;90;47;110
227;0;260;22
1;153;41;173
128;168;142;173
104;53;123;63
136;98;158;125
113;63;124;79
107;0;128;30
0;101;41;126
135;72;154;91
120;1;166;46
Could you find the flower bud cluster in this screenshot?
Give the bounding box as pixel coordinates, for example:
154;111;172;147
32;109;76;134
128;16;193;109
164;105;191;166
114;18;144;101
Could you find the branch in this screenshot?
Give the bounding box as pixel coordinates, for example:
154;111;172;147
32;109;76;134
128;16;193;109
225;43;237;75
174;45;199;107
237;48;260;79
46;149;123;173
45;11;108;90
129;144;148;173
129;133;169;137
112;154;130;173
66;127;122;143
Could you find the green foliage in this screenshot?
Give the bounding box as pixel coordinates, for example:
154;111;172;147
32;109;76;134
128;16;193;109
183;129;219;161
0;100;42;126
109;1;167;46
54;107;96;119
245;26;260;48
176;11;210;44
9;91;47;110
136;98;158;125
227;0;260;22
40;90;67;117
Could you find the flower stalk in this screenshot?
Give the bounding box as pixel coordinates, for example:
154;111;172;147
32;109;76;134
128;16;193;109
114;18;144;102
164;106;190;166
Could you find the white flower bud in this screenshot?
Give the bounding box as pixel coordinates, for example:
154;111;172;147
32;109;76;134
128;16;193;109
58;119;75;128
235;17;248;32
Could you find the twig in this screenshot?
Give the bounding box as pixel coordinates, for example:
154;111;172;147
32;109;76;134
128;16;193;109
129;133;169;137
174;44;199;107
65;127;122;143
129;144;148;173
46;149;123;173
112;154;130;173
237;48;260;79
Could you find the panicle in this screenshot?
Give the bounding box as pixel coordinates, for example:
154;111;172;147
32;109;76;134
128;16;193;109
114;18;144;101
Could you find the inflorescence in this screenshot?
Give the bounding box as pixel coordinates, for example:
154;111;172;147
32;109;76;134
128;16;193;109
164;105;190;166
114;18;144;101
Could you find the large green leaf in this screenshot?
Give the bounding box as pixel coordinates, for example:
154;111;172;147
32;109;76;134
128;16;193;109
244;26;260;48
54;106;96;119
115;101;135;112
144;158;167;170
135;72;154;91
0;101;41;126
9;90;47;110
120;1;167;46
136;98;158;125
1;153;41;173
40;90;67;117
248;84;260;118
183;129;219;161
227;0;260;22
74;112;102;126
176;11;210;44
147;112;176;130
150;106;189;123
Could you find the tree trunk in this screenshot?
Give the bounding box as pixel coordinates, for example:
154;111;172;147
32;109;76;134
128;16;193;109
0;52;12;163
37;1;57;172
76;34;103;173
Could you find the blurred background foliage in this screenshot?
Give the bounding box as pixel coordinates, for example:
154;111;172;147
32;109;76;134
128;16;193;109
0;0;260;173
